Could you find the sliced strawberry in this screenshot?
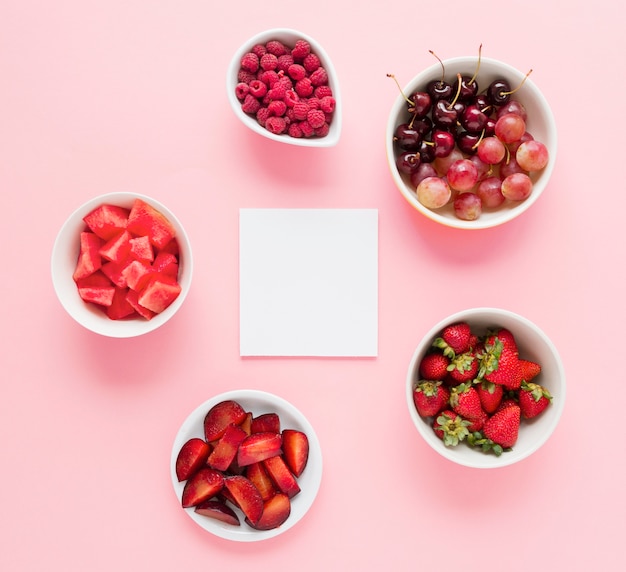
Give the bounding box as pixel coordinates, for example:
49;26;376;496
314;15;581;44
263;455;301;498
194;499;240;526
207;423;248;472
83;204;130;240
204;400;247;442
73;232;103;281
107;287;137;320
176;437;211;482
181;467;224;508
127;198;177;249
248;493;291;531
223;475;264;525
251;413;281;434
245;461;276;501
237;432;283;467
99;230;132;264
78;285;115;307
281;429;309;478
137;277;181;314
129;235;154;262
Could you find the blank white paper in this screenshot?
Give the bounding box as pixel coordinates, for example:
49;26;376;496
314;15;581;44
239;208;378;357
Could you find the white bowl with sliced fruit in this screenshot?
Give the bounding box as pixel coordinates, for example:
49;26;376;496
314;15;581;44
51;192;193;337
406;308;565;468
171;390;322;541
227;28;342;147
386;53;557;229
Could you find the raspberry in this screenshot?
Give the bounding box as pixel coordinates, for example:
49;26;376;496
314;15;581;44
319;95;335;113
307;109;326;129
249;79;268;98
260;53;279;71
291;39;311;60
277;54;294;72
268;99;287;117
284;89;300;107
302;53;321;72
276;75;293;90
315;123;330;137
256;106;271;127
240;52;259;73
266;83;287;101
299;120;315;137
306;97;320;110
288;122;304;138
310;67;328;87
314;85;333;98
295;77;314;97
287;63;306;81
265;116;287;134
241;93;261;115
251;44;267;58
235;82;249;100
265;40;288;56
238;69;256;84
293;101;309;121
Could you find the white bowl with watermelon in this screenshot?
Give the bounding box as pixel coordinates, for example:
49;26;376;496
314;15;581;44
51;192;193;338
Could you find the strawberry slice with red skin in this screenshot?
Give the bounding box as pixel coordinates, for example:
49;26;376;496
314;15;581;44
73;232;103;281
181;467;224;508
204;400;248;443
194;499;240;526
223;475;264;525
99;230;132;264
263;455;301;498
127;198;177;249
281;429;309;478
83;204;129;240
247;493;291;531
250;413;281;434
237;432;283;467
245;461;277;502
176;437;211;482
207;423;248;472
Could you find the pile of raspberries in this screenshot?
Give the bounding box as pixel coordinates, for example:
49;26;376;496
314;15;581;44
234;38;336;138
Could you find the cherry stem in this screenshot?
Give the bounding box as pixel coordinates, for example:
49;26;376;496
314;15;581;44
472;129;486;150
469;44;482;85
502;69;533;96
429;50;445;83
447;73;463;110
386;73;413;106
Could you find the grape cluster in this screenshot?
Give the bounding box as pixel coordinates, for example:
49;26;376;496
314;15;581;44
390;56;549;221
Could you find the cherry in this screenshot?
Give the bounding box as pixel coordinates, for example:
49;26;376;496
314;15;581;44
432;99;459;128
453;75;478;101
418;140;436;163
488;69;532;106
396;151;421;174
456;131;481;155
460;104;489;134
431;129;456;158
411;116;433;138
410;91;432;118
426;50;453;101
394;123;421;151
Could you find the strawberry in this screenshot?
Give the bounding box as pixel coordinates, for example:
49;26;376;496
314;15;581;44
518;359;541;382
449;383;484;421
433;410;471;447
482;404;521;449
465;409;488;432
476;380;504;414
413;381;450;417
493;328;518;355
433;322;473;358
447;350;479;384
519;381;552;419
419;352;450;380
480;337;522;390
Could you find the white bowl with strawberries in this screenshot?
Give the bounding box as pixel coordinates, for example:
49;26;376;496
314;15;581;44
227;28;342;147
51;192;193;337
406;308;565;468
171;390;322;541
386;51;557;229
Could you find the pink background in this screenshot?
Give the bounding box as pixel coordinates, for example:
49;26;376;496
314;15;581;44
1;1;624;570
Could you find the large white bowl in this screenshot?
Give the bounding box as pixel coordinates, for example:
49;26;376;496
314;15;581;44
227;28;342;147
51;192;193;338
170;390;323;542
386;57;557;229
406;308;565;468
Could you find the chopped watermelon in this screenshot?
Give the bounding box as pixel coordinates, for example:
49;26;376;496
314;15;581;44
127;199;176;249
83;204;130;240
73;232;104;281
72;200;183;321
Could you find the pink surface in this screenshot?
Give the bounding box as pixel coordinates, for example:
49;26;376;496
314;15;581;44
1;1;624;570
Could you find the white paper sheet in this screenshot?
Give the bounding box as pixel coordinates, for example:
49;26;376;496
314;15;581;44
239;208;378;357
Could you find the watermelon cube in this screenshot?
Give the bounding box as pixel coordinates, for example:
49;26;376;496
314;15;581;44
99;230;132;264
122;260;154;292
138;277;182;313
101;261;129;288
127;199;176;249
129;235;154;262
83;204;130;240
78;285;116;307
107;287;137;320
152;251;178;278
75;270;112;288
73;232;104;281
126;289;155;320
